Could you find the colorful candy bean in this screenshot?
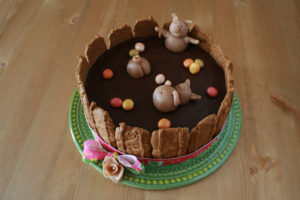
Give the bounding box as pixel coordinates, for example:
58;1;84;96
135;42;145;52
122;99;134;111
183;58;193;68
195;58;204;68
102;69;114;79
155;74;165;85
158;118;171;129
129;49;139;57
110;97;123;108
206;87;218;97
189;62;201;74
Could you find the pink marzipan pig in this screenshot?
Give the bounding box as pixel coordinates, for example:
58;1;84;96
155;13;199;53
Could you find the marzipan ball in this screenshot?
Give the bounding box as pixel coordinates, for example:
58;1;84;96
135;42;145;52
155;74;165;85
165;80;171;85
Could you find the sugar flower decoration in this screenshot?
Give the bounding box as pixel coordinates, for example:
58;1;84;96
102;156;124;183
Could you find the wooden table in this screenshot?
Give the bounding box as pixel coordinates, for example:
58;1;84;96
0;0;299;199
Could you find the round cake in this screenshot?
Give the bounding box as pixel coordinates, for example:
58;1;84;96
76;16;234;159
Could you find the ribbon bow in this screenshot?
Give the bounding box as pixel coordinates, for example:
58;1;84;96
83;139;144;174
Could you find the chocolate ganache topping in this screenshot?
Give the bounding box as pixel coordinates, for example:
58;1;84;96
85;37;226;132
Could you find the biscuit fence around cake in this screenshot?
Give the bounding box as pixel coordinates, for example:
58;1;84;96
89;121;222;166
69;90;242;189
76;16;234;159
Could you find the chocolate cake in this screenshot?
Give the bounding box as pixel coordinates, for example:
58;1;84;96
76;16;234;159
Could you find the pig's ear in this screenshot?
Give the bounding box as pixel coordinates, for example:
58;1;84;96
185;20;192;27
185;79;191;87
172;13;178;21
172;90;180;106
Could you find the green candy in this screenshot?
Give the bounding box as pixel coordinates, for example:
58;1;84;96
129;49;139;57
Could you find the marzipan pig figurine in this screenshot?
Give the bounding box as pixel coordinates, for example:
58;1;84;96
127;55;151;79
154;13;199;53
153;79;201;112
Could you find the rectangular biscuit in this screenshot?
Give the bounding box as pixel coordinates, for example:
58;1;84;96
108;25;133;48
115;123;151;158
151;128;190;158
133;16;159;38
189;25;212;53
210;44;231;70
85;36;107;66
216;88;234;133
76;56;95;129
91;103;116;148
188;114;217;153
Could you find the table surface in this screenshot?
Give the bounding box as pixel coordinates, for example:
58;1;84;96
0;0;299;199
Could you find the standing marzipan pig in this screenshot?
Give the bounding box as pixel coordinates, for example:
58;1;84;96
154;13;199;53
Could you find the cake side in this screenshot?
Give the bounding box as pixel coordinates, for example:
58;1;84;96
76;16;234;159
190;25;234;134
76;56;95;130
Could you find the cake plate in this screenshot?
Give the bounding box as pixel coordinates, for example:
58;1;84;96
69;89;242;190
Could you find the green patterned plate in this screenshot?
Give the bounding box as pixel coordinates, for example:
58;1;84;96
69;90;242;189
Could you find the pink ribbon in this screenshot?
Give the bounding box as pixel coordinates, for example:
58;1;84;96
83;139;144;174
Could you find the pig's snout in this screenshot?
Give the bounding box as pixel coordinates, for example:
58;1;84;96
173;26;179;33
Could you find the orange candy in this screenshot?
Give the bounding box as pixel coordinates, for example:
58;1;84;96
158;118;171;129
183;59;193;68
102;69;113;79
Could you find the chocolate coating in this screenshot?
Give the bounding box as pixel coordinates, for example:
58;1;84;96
85;37;226;132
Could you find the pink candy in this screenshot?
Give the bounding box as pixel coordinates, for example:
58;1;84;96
110;97;123;108
206;87;218;97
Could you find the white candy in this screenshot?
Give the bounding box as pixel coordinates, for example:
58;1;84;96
165;80;171;86
135;42;145;52
155;74;165;85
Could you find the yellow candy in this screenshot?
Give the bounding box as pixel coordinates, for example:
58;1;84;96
129;49;139;57
195;59;204;68
122;99;134;111
189;62;201;74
